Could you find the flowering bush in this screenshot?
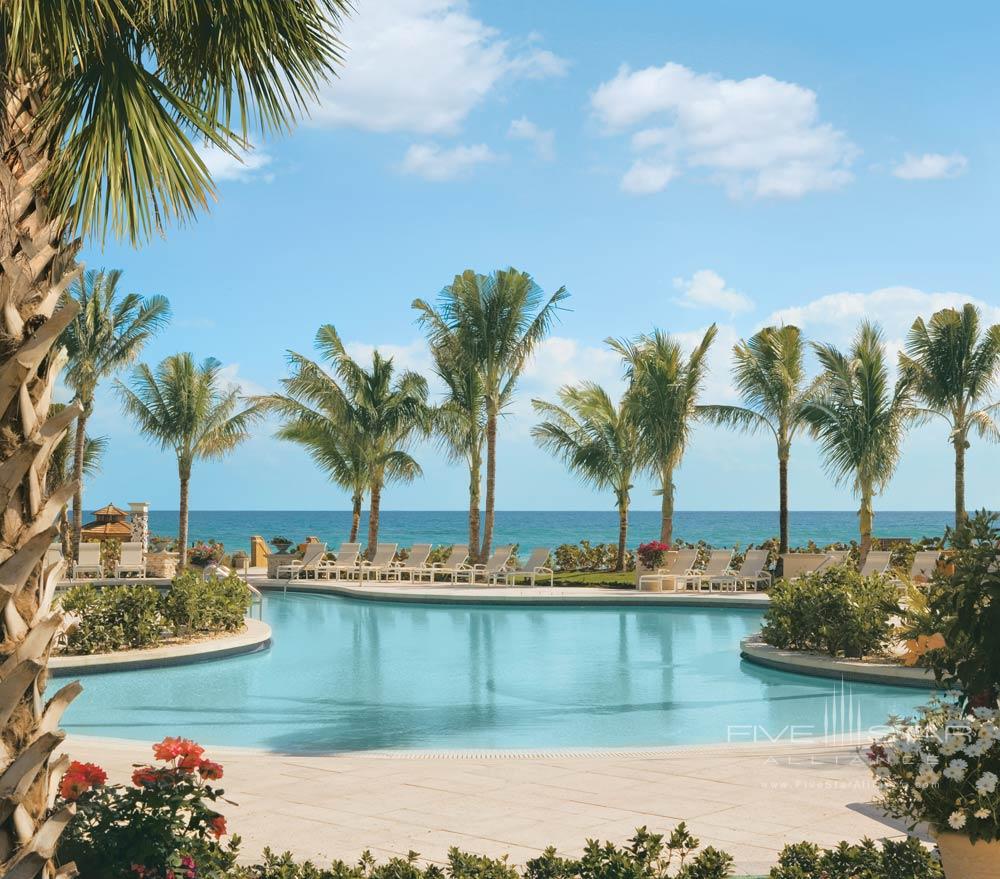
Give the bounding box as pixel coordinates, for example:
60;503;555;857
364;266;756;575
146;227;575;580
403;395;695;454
188;541;225;567
636;541;671;570
57;737;239;878
868;698;1000;842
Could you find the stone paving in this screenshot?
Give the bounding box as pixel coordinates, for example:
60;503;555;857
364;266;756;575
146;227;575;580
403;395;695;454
66;736;919;876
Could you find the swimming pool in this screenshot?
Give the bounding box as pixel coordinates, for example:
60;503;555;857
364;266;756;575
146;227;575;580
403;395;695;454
64;593;928;752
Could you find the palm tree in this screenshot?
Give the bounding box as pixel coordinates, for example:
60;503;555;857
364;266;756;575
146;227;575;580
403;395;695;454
418;317;487;558
47;404;108;557
117;355;261;566
899;304;1000;526
0;4;344;871
802;322;911;557
258;326;432;556
62;269;170;560
608;326;717;546
532;382;640;570
701;326;818;554
413;269;568;560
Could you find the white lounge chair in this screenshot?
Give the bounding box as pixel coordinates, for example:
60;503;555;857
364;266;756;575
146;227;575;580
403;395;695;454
457;545;514;584
860;550;892;577
690;549;735;591
276;541;327;582
390;543;433;582
638;548;699;592
502;547;554;586
115;542;146;578
324;542;361;580
709;548;771;592
816;549;850;572
431;545;470;583
357;543;398;581
907;550;940;583
73;542;103;579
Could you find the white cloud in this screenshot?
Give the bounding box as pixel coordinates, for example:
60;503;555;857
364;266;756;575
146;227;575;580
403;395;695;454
310;0;567;135
621;159;677;194
673;270;754;314
892;152;968;180
197;143;272;182
507;117;555;160
765;287;1000;351
343;339;435;379
400;143;498;181
591;61;855;198
217;363;269;397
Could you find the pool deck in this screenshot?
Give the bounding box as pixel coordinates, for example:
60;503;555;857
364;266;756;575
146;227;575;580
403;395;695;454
254;577;771;608
64;735;916;876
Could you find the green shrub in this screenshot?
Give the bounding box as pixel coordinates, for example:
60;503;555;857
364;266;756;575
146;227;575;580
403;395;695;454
761;566;897;657
769;836;941;879
161;570;252;635
61;584;162;655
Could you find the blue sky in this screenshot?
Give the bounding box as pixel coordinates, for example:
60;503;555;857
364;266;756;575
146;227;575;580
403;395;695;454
80;0;1000;514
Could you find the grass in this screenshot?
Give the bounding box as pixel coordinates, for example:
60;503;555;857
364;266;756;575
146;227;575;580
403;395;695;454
550;570;635;588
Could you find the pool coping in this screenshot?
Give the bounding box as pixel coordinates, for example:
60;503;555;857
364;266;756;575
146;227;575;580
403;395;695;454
740;634;939;689
51;618;272;676
255;578;770;608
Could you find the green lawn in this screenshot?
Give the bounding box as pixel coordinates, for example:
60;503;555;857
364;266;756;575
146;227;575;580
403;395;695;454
549;570;635;588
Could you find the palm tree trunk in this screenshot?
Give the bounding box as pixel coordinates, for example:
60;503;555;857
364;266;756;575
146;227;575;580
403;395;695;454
659;471;674;545
616;495;629;572
481;409;497;562
858;486;874;561
778;453;790;554
0;79;85;876
367;481;382;558
178;463;191;567
349;492;363;543
954;434;967;528
468;444;481;561
70;403;90;561
60;506;71;557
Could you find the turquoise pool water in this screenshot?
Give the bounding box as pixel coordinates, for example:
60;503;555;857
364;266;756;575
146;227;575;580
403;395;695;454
64;594;929;752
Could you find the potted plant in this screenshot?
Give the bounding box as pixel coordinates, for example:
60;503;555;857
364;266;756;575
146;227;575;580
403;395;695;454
869;698;1000;878
270;535;293;554
187;541;224;568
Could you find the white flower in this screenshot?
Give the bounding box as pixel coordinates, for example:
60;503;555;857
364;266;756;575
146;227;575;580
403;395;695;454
948;811;968;830
915;767;941;789
973;707;999;720
975;772;999;794
944;759;969;781
964;739;991;758
974;808;990;820
981;723;999;742
940;736;965;756
920;752;940;767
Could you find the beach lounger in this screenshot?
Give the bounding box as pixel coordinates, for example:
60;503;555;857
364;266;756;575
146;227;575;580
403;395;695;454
690;549;735;591
276;541;327;582
73;542;103;579
115;542;146;578
502;547;554;586
431;545;471;583
324;542;362;580
859;550;892;577
907;550;941;583
357;543;398;581
638;549;699;592
816;549;850;571
709;548;771;592
457;545;514;584
389;543;433;582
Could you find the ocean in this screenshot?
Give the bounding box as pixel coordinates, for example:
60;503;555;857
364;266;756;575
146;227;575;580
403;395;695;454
134;509;957;553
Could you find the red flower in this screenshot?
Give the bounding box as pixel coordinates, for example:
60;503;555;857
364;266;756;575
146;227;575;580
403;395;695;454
208;815;227;838
60;761;107;800
153;737;204;764
197;759;223;780
131;766;162;787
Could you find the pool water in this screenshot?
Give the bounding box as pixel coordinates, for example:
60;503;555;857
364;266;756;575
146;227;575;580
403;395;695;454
64;594;928;752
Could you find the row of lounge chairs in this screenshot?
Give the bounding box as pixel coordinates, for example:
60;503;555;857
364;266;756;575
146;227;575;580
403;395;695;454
50;541;147;579
277;542;555;587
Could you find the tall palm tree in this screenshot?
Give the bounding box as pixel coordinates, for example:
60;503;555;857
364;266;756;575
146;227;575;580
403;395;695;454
47;403;108;557
117;355;261;566
62;269;170;560
413;269;568;560
701;326;818;554
899;304;1000;526
258;326;432;556
802;322;911;556
608;326;717;546
0;4;344;872
532;382;640;571
418;318;486;559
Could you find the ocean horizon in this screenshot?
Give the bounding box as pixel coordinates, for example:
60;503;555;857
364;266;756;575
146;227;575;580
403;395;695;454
115;509;960;552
